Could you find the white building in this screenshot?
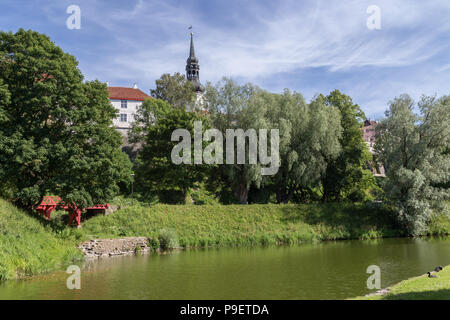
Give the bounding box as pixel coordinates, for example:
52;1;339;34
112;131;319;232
107;33;204;141
108;84;150;137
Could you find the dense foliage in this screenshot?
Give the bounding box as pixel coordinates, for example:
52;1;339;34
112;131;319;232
150;72;197;111
203;79;344;204
267;91;342;203
130;98;211;203
204;78;266;203
321;90;377;202
374;94;450;235
0;29;132;209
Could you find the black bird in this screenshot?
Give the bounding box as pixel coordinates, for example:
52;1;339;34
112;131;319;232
434;266;443;272
427;272;438;278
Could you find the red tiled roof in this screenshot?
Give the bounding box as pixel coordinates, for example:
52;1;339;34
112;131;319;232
108;87;151;101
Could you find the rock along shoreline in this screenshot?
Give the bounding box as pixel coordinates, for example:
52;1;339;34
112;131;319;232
78;237;155;259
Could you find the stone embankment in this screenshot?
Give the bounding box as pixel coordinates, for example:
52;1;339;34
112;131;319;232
78;237;153;258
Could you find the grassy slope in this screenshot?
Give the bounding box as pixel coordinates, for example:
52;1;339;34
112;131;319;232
428;212;450;236
0;199;83;281
1;198;448;281
80;203;405;247
353;265;450;300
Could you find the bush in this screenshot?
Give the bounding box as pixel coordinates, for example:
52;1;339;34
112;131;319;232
158;229;179;250
189;186;218;205
147;237;160;250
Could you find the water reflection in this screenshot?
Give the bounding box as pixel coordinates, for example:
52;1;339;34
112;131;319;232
0;237;449;299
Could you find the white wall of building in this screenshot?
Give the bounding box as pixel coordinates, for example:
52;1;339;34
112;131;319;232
110;99;143;130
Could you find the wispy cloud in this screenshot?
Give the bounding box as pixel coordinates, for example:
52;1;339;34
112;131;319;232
1;0;450;118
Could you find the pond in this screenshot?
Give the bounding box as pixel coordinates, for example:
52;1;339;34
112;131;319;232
0;237;449;299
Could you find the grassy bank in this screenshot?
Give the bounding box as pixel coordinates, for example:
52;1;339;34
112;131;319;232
0;199;83;281
1;198;449;281
352;265;450;300
79;203;405;247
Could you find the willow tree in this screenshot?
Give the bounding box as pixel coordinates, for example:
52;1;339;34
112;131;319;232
0;29;132;209
262;91;342;203
204;78;266;204
374;94;450;235
205;79;342;204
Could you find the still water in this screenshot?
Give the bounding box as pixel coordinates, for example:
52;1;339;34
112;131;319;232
0;237;449;299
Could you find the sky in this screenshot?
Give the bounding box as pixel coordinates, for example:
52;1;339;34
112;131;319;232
1;0;450;119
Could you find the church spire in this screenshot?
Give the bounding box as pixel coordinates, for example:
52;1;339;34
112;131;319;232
186;32;203;93
189;32;196;61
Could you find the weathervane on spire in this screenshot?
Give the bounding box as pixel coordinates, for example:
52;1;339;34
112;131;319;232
188;25;193;36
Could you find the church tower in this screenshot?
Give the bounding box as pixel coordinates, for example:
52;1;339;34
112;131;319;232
186;32;204;95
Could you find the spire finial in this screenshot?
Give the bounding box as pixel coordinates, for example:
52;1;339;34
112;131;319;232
189;31;196;59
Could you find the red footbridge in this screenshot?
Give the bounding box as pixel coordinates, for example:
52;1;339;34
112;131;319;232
35;196;110;227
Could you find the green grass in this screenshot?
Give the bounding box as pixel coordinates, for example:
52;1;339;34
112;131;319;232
0;199;83;281
352;265;450;300
428;212;450;236
1;197;449;281
79;202;406;248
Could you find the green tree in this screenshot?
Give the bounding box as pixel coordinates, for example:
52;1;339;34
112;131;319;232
204;78;265;204
0;29;132;209
0;79;12;199
263;91;342;203
0;79;9;105
150;72;197;111
0;79;9;126
321;90;376;202
374;94;450;235
130;98;210;203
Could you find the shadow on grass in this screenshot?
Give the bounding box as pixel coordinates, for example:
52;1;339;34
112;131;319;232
278;203;402;239
29;208;102;233
279;203;397;225
382;289;450;300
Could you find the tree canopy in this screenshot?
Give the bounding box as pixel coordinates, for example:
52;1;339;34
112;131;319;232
150;72;197;111
130;98;211;203
265;91;343;203
374;94;450;235
205;78;266;203
321;90;376;202
0;29;132;209
204;79;343;204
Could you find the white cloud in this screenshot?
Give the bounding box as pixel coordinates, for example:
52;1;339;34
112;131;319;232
64;0;450;118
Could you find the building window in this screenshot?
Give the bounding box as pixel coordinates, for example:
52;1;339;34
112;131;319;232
121;100;127;109
120;114;127;122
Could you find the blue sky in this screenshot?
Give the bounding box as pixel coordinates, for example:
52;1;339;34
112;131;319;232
1;0;450;119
